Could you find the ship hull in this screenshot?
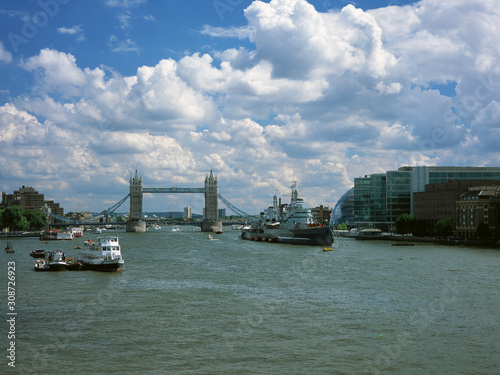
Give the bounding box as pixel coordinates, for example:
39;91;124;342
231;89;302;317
48;262;67;271
241;226;333;246
80;260;124;272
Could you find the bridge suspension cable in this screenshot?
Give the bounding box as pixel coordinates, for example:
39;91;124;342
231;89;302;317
218;194;253;218
48;194;130;224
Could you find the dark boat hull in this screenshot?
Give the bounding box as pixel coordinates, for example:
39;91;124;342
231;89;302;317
81;261;123;272
242;226;333;246
48;263;67;271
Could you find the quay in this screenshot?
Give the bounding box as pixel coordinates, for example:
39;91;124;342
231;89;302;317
0;231;40;238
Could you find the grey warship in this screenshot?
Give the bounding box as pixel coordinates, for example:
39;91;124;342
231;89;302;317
241;181;333;246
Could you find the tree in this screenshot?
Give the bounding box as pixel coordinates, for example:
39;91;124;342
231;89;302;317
477;222;491;241
394;214;416;235
434;219;454;238
336;222;347;230
0;206;30;231
23;210;47;230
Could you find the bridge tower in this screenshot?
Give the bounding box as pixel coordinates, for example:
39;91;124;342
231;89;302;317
201;170;223;233
126;170;147;232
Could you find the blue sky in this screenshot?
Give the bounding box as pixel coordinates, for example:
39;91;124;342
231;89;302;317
0;0;498;214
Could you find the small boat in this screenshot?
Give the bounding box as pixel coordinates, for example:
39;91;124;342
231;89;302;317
323;247;333;251
207;234;214;240
30;249;46;258
5;242;14;253
34;259;50;272
171;226;180;232
47;251;67;271
66;257;86;271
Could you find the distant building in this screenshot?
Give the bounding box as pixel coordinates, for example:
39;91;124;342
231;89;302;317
1;186;64;216
184;206;192;219
311;205;332;224
353;166;500;231
331;188;354;227
413;180;500;231
455;186;500;240
218;208;226;219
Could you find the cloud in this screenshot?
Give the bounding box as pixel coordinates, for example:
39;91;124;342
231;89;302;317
0;42;13;63
108;35;140;54
23;49;87;95
3;0;500;212
243;1;396;79
57;25;85;42
105;0;147;8
201;25;255;40
117;11;133;29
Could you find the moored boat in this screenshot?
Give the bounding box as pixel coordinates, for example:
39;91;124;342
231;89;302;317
47;251;67;271
66;257;86;270
5;242;14;253
30;249;46;258
40;229;74;241
56;231;74;240
241;181;333;246
79;237;124;271
34;259;50;272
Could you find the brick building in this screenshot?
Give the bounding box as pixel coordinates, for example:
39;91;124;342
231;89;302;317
455;186;500;240
413;180;500;231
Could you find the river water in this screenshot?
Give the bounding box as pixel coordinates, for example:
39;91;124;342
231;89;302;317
2;228;500;374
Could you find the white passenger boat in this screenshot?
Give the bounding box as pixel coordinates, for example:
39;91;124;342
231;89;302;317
56;231;74;240
79;237;124;271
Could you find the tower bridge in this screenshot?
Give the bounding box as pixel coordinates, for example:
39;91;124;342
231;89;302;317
127;170;222;233
45;170;252;230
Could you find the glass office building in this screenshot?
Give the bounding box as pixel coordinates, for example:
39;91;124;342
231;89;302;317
353;166;500;230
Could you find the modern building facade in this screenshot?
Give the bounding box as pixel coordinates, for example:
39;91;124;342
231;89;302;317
354;166;500;231
331;188;354;227
184;206;192;219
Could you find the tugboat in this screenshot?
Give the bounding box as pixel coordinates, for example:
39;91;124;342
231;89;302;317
241;181;333;246
47;251;67;271
79;237;124;271
5;242;14;253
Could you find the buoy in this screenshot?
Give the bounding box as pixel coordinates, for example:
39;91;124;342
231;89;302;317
323;247;333;251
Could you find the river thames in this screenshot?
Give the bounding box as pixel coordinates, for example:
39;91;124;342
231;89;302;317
2;227;500;374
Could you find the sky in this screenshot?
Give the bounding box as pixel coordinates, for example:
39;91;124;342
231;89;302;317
1;0;499;215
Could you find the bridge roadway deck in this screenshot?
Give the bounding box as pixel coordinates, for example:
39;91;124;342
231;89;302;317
143;187;205;194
